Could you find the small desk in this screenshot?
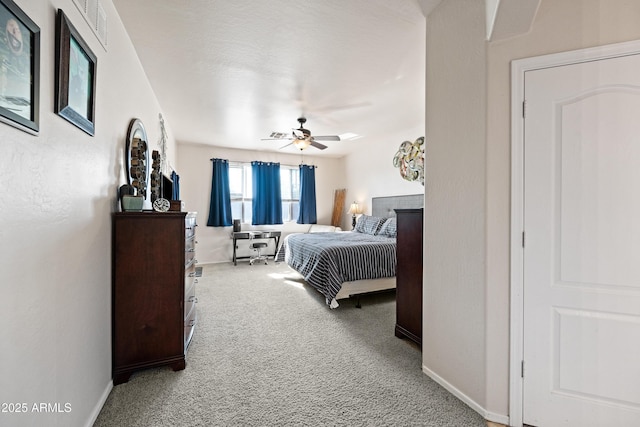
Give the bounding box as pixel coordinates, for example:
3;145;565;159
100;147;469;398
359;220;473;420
231;231;281;265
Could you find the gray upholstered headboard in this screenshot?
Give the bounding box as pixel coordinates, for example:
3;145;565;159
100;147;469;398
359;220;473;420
371;194;424;218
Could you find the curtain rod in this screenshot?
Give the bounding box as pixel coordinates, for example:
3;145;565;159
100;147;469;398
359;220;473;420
210;158;318;168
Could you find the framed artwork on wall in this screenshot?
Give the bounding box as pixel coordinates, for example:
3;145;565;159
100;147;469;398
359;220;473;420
0;0;40;134
55;9;96;136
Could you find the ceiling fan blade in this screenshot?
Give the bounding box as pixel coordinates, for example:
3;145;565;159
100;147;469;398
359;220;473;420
310;140;327;150
279;142;293;149
261;137;293;141
313;135;341;142
292;128;305;138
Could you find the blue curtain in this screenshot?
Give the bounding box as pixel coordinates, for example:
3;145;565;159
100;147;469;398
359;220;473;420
251;161;282;225
297;164;317;224
207;158;232;227
170;171;180;200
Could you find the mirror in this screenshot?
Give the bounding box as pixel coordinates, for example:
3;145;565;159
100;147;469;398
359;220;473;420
125;118;150;199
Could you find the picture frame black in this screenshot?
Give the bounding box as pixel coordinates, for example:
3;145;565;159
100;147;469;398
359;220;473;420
55;9;96;136
0;0;40;134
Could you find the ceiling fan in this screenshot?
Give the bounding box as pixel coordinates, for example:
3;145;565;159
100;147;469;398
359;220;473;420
262;117;340;150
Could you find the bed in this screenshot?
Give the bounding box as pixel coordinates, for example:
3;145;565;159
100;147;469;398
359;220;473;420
278;194;423;308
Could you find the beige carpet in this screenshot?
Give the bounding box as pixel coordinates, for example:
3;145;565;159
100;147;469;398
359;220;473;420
94;261;485;426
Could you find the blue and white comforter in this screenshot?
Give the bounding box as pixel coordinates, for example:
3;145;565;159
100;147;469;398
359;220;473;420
277;232;396;306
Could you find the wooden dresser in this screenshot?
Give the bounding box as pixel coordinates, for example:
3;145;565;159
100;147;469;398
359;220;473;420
394;208;423;347
112;211;197;384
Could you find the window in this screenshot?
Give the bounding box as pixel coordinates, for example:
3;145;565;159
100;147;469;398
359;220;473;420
229;162;300;223
280;165;300;222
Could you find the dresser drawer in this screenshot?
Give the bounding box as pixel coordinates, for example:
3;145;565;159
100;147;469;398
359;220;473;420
185;214;197;239
184;280;197;320
185;235;196;266
184;304;197;350
185;262;196;289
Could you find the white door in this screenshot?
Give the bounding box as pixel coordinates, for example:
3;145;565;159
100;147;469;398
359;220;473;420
523;53;640;426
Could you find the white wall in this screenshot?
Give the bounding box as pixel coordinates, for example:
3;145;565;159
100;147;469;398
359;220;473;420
177;143;346;264
0;1;176;426
423;0;488;416
424;0;640;422
339;8;426;218
342;125;426;216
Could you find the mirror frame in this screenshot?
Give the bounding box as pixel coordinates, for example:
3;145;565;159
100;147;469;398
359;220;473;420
125;118;150;199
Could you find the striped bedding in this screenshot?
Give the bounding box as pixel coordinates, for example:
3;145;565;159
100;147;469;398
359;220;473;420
278;232;396;306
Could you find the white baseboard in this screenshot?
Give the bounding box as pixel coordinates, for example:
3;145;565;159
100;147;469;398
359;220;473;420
84;380;113;427
422;364;510;426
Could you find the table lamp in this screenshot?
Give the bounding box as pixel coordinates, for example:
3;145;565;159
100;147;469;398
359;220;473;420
347;202;362;230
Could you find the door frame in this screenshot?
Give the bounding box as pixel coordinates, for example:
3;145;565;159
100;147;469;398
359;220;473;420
509;38;640;427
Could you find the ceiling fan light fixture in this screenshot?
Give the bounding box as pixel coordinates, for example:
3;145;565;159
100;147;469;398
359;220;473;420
293;137;311;150
264;116;341;151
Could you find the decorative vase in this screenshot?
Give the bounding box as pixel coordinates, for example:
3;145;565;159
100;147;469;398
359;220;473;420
122;195;144;212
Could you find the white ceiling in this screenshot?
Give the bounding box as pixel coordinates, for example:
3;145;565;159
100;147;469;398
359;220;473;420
112;0;430;158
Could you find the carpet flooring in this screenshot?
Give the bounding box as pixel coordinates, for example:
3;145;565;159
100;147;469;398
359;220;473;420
94;261;486;426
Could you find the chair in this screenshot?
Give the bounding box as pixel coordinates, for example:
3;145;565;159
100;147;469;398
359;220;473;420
249;241;268;265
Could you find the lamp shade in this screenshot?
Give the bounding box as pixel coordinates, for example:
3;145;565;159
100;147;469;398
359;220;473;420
347;202;361;215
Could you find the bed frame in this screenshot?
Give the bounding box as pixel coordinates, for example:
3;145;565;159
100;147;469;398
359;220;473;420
334;194;423;305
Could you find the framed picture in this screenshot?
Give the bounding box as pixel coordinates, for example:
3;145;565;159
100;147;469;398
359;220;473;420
0;0;40;134
55;9;96;136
